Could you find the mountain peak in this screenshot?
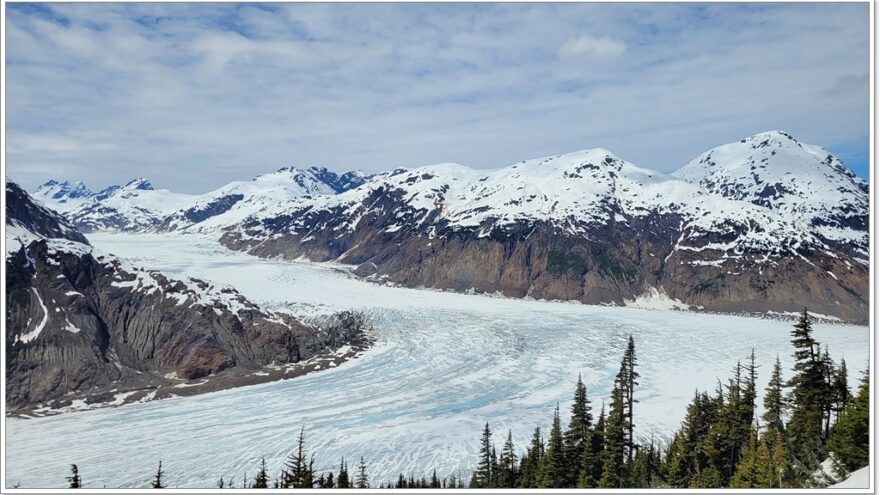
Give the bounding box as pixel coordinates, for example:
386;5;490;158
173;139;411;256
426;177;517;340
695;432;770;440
122;178;154;191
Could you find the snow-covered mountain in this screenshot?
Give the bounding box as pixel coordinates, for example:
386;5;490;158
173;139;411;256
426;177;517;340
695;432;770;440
218;132;868;322
674;130;868;260
36;167;367;233
26;131;869;321
5;180;364;411
31;180;94;212
157;166;368;232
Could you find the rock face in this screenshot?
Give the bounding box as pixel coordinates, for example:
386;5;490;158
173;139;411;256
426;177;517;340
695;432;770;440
5;181;365;411
219;132;868;323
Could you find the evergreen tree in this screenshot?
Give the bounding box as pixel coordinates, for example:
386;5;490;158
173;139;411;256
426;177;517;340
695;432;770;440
470;422;494;487
785;308;829;478
516;426;543;487
831;358;850;423
355;457;369;489
539;404;567;487
730;426;764;488
498;430;518;488
621;336;640;466
336;458;351;489
151;461;164;489
762;355;786;435
253;458;268;488
598;377;627;488
563;375;592;487
430;469;441;488
581;402;605;487
828;368;869;472
281;427;312;488
67;464;81;489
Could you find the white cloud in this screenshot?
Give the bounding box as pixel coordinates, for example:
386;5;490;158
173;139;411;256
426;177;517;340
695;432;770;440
558;35;627;58
3;3;869;192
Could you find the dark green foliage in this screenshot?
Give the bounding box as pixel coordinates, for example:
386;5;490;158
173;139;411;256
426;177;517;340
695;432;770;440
546;248;586;275
151;461;164;489
355;456;369;488
563;375;592;487
67;464;81;489
252;458;268;488
516;426;544;488
497;431;518;488
785;308;831;478
336;458;351;488
763;355;786;435
280;427;314;488
539;405;567;487
828;368;869;472
469;422;494;488
598;377;627;488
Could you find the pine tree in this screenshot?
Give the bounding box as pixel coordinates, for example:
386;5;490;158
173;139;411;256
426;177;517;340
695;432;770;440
430;469;441;488
828;367;869;472
253;458;268;488
762;355;786;435
539;404;567;487
355;457;369;488
563;375;592;487
498;430;518;488
151;461;164;489
67;464;82;489
470;422;494;487
785;308;828;478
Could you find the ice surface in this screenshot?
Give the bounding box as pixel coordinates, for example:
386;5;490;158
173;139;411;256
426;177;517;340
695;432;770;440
4;233;869;488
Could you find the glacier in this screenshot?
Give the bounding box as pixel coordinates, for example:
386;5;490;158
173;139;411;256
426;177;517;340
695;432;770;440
4;233;869;489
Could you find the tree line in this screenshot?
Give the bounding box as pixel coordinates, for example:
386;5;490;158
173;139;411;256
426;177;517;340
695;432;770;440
56;308;868;489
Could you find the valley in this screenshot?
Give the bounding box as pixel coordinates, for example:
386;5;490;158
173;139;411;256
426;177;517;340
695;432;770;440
4;232;869;488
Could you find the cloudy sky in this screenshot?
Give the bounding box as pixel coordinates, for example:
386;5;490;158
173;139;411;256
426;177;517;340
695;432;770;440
5;3;870;193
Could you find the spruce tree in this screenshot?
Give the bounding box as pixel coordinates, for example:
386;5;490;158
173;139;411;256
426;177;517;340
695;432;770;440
253;458;268;488
281;427;311;488
337;458;350;489
832;358;850;423
564;375;592;487
762;355;786;435
355;457;369;488
828;368;869;472
470;422;494;487
67;464;81;489
498;430;518;488
598;377;627;488
516;425;543;487
785;308;828;478
621;336;640;466
151;461;164;489
539;404;568;487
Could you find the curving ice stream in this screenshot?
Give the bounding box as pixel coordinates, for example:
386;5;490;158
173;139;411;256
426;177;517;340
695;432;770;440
5;233;869;488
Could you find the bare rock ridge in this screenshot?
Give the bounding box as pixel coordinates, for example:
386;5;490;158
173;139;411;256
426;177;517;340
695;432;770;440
5;181;366;412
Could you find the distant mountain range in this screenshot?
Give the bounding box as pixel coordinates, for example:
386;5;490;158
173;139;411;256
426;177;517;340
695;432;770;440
6;180;363;412
29;131;869;323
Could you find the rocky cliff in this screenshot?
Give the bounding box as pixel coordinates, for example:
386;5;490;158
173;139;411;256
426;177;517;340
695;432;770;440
5;181;366;412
